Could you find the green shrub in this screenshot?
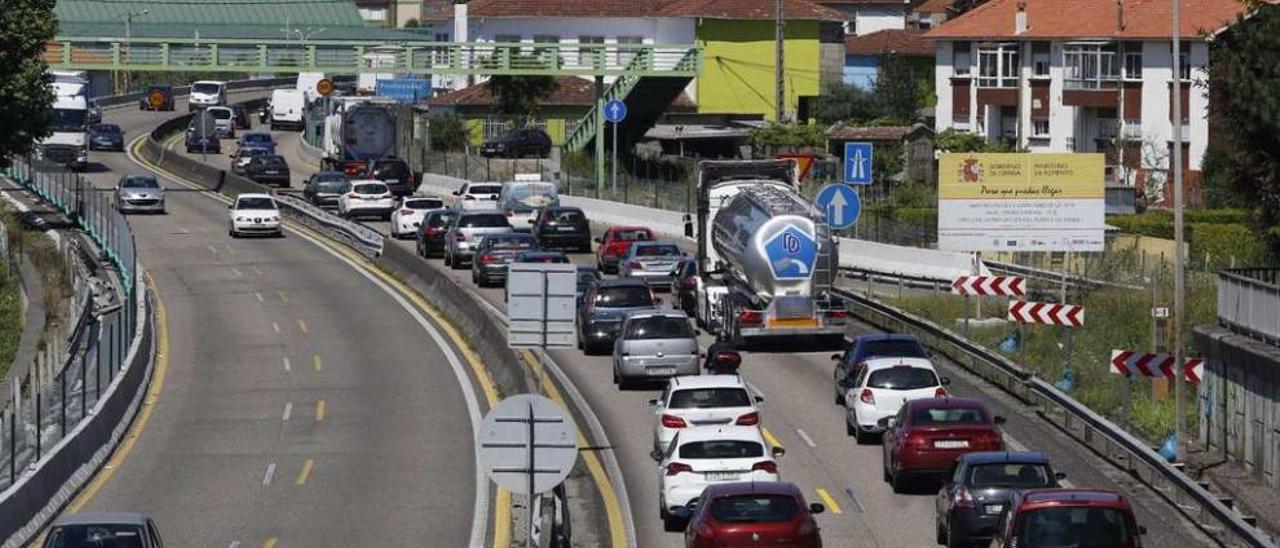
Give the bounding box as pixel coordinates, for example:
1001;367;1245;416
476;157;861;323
1189;222;1274;268
1108;213;1174;239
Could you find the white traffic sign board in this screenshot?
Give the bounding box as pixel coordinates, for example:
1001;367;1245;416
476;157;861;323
507;263;577;348
479;394;579;495
951;275;1025;296
1007;301;1084;327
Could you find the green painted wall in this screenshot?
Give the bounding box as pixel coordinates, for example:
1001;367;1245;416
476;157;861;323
696;19;822;121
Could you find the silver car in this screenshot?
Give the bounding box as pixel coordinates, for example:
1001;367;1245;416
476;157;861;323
444;210;513;269
115;174;166;214
612;309;699;388
617;242;685;288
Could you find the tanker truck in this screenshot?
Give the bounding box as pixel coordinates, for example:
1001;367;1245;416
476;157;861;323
681;160;845;349
321;97;398;177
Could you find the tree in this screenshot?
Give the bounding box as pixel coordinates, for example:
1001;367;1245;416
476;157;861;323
403;18;420;28
813;82;878;125
747;123;827;155
873;55;925;124
429;113;471;151
0;0;57;164
485;55;557;120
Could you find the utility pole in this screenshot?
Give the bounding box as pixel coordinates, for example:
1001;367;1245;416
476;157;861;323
774;0;786;122
121;9;149;93
1170;0;1186;463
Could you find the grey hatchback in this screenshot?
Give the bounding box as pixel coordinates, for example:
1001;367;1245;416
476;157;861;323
612;309;699;387
577;278;658;355
43;512;165;548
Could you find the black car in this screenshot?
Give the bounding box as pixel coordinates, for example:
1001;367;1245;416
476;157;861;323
531;206;591;252
577;278;658;355
513;250;570;264
303;171;349;208
88;123;125;152
416;209;458;258
576;265;601;308
244;155;291;186
231;104;251;129
369;158;417;197
481;128;552;159
184;127;220;154
831;333;930;405
471;233;540;287
671;258;698;316
139;84;175;111
935;451;1064;547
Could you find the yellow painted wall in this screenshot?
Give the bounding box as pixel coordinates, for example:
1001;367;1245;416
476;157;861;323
462;116;572;146
696;19;822;121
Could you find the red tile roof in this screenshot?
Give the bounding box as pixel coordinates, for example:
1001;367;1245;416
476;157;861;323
925;0;1265;40
429;76;696;108
845;28;935;56
470;0;844;20
664;0;845;19
915;0;951;13
827;123;915;141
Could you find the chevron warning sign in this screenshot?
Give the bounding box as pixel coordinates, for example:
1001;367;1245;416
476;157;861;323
1109;350;1204;383
951;275;1026;296
1007;301;1084;327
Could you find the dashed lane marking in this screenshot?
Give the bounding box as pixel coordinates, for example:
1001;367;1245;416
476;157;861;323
313;354;322;372
262;463;276;486
843;487;867;514
282;357;291;372
314;400;326;422
297;319;309;335
281;402;292;421
254;292;264;303
796;428;818;448
295;459;314;486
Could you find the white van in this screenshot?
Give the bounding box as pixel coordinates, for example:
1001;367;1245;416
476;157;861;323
498;179;560;232
269;89;306;131
296;72;326;103
188;80;227;111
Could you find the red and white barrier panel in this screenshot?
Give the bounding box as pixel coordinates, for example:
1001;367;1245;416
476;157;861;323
951;275;1026;297
1110;350;1204;383
1007;301;1084;327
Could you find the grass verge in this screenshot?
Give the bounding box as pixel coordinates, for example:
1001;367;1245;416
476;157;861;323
0;210;73;379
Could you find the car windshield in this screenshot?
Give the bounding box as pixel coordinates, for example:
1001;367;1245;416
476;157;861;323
635;244;681;257
594;286;653;308
669;388;752;409
468;184;502;196
315;180;347;192
209;109;231;120
44;523;148;548
487;237;536;250
426;212;455;227
460;214;509;228
353;183;388;195
405;199;443;210
709;495;800;524
867;367;938;390
261;156;287;167
93;124;121;134
236;197;276;210
121;177;159;189
543;210;583;223
625;316;693;340
679;440;764;459
502;183;559;212
858;339;928;360
243;134;272;144
373;161;409;177
912;406;988;425
1015;507;1130;548
50;108;87;131
192;82;221;94
968;463;1053;489
614;229;653;242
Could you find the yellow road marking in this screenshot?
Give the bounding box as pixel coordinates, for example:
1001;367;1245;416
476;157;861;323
493;488;511;548
314;400;326;422
277;290;289;303
295;459;314;486
262;537;277;548
64;271;169;514
761;427;783;450
816;488;843;515
297;319;309;335
313;354;323;372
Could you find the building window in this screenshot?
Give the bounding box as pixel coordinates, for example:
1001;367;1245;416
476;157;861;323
1032;119;1050;138
577;35;604;67
1031;42;1050;77
1063;43;1118;90
495;34;521;43
953;41;971;76
1122;42;1142;80
1175;42;1191;80
431;32;451;65
976;43;1018;88
616;36;644;66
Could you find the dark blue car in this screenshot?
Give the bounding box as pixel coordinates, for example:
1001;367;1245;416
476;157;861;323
934;451;1064;547
88;123;125;152
235;131;276;154
831;333;929;405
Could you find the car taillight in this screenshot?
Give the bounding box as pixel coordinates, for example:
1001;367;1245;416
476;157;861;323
907;433;930;449
859;388;875;405
952;486;975;508
661;414;688;428
935;387;948;397
695;525;715;540
976;430;1003;450
455;232;466;242
737;309;763;327
735;412;759;426
424;227;440;236
628;261;643;270
825;309;848;320
751;460;777;474
479;254;499;264
665;462;692;476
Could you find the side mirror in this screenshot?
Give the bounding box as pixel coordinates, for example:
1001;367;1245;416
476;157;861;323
754;395;765;404
670;506;693;522
830;353;842;362
940;377;951;386
452;190;460;196
647;398;661;407
593;237;602;244
1054;471;1067;481
649;449;664;462
653;298;664;307
877;417;895;429
771;446;785;458
528;219;535;224
993;415;1007;425
1137;525;1147;536
808;503;825;515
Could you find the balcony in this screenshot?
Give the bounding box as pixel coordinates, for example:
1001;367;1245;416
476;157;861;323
1217;268;1280;346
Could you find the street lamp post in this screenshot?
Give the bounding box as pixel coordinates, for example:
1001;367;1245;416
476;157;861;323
1171;0;1187;463
121;9;149;93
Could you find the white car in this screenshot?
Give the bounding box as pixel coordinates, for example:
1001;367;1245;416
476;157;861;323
338;180;396;220
389;196;445;238
843;356;948;443
228;193;282;238
650;375;763;452
451;182;503;211
188;80;227;111
651;425;783;531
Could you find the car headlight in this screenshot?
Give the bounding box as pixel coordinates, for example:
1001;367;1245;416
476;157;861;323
236;216;247;222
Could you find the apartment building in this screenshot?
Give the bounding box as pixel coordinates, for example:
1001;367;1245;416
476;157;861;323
926;0;1254;186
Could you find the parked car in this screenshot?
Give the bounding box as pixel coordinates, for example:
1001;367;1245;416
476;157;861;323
882;397;1006;493
244;154;290;186
498;181;560;231
649;374;763;452
613;309;698;387
988;489;1145;548
480;127;551;158
42;512;166;548
390;196;445;238
832;333;930;405
88;123;125;152
231;104;251;129
652;425;783;531
595;226;654;274
844;357;949;443
471;233;540;287
338;180;396;220
576;265;601;307
671;481;824;547
513;250;570;265
451;182;503;210
303;171;349;208
368;157;417;197
184;126;220;154
577;278;658;355
228;193;282;238
231;147;269;175
416;209;458;258
139;84;174;111
935;451;1064;548
672;258;698;316
617;242;684;288
531;206;591;252
444;211;514;269
204;106;236;138
235;131;276;154
115;174;165;214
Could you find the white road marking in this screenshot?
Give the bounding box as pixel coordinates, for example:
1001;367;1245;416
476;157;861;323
272;322;280;334
746;381;765;401
254;292;264;303
796;428;818;448
282;357;291;372
844;487;867;514
262;463;276;486
179;227;190;235
207;245;219;255
281;402;293;421
227;542;239;548
231;267;243;277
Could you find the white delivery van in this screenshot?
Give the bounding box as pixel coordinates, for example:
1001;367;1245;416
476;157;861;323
268;89;306;131
188;80;227;111
296;72;326;103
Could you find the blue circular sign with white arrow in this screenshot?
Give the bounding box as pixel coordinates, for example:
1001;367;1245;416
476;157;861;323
604;99;628;123
815;183;861;230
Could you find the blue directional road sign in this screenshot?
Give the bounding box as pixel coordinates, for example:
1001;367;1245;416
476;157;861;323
763;224;818;280
815;184;862;230
604;99;628;123
843;141;873;185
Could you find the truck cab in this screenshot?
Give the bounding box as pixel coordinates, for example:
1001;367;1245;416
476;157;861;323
38;71;90;170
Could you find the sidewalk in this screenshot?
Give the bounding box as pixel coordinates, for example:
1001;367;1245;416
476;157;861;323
1186;444;1280;539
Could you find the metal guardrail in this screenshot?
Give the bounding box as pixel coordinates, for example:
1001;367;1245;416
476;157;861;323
273;194;383;258
838;287;1275;548
1216;268;1280;346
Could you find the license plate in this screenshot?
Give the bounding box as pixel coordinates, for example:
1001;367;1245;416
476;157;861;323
934;440;969;449
984;504;1004;515
769;318;818;328
705;472;739;482
647;366;676;376
557;226;576;232
264;170;279;174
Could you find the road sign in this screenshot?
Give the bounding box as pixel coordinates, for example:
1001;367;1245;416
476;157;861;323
763;224;818;280
603;99;627;123
1151;307;1170;319
148;89;166;109
479;395;579;495
843;142;873;185
951;275;1025;297
1007;301;1084;327
815;184;861;230
507;263;577;348
1110;350;1203;383
376;77;431;103
315;78;335;96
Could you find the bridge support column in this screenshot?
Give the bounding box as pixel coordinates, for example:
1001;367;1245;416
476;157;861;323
594;76;606;197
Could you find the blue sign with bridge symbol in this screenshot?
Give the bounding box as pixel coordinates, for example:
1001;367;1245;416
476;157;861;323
843;141;873;185
763;224;818;280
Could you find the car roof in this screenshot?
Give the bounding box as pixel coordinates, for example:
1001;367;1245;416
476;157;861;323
593;278;648;288
1018;488;1127;507
862;357;936;371
237;193;273;200
854;333;921;344
350;179;386;185
625;309;689;321
51;512;149;526
676;425;766;444
704;481;802;498
669;374;747;390
609;226;652;232
904;396;986;410
959;451;1050;466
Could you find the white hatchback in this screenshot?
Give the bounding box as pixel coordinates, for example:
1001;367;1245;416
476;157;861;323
451;182;503;211
843;357;948;443
338;180;396;220
651;425;782;531
649;375;762;452
228;193;282;237
389;196;444;238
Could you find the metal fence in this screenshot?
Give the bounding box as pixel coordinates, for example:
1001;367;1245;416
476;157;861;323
1216;268;1280;346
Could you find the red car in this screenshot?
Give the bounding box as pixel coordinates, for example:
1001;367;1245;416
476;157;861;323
594;226;654;274
989;489;1147;548
672;481;824;548
881;397;1005;493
